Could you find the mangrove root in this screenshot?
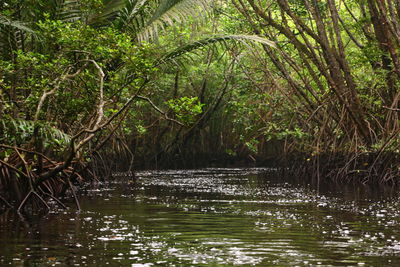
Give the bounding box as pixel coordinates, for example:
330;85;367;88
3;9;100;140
17;190;50;213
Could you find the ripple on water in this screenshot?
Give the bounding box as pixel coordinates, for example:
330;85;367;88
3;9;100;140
1;168;400;266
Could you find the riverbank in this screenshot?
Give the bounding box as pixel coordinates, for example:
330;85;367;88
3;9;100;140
1;149;399;214
101;150;400;184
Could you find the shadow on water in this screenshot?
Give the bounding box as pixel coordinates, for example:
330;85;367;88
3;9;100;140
1;168;400;266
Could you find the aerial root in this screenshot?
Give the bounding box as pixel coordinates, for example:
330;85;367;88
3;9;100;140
0;195;12;208
67;178;81;211
17;190;50;213
41;192;68;210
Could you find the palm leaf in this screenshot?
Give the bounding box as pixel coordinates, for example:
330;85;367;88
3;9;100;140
156;34;276;66
88;0;126;25
0;15;37;60
138;0;212;41
0;15;35;33
114;0;148;31
56;0;83;22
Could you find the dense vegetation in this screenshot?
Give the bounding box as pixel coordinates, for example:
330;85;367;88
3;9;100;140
0;0;399;211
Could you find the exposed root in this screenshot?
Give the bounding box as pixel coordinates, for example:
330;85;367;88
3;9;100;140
42;192;68;210
281;152;400;184
67;178;81;211
17;190;50;213
0;195;12;208
0;151;88;212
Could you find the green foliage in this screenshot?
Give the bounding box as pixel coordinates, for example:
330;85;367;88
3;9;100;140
244;138;259;154
0;116;71;149
2;0;398;174
166;96;204;125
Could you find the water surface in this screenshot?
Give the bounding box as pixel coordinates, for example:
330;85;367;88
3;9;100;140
1;168;400;266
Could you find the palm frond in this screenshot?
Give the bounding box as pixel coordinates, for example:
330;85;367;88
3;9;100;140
88;0;126;25
156;34;276;66
138;0;212;41
0;15;37;60
0;15;35;33
56;0;82;22
114;0;148;32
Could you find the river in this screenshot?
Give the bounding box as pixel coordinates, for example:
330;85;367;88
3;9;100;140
1;168;400;266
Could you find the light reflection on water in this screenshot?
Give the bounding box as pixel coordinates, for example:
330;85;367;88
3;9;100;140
1;168;400;266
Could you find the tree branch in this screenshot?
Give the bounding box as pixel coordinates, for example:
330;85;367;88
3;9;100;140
136;95;184;126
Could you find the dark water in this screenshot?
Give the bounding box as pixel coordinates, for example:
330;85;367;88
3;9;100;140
1;168;400;266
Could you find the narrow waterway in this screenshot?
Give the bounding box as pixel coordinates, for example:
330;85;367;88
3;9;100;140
1;168;400;266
